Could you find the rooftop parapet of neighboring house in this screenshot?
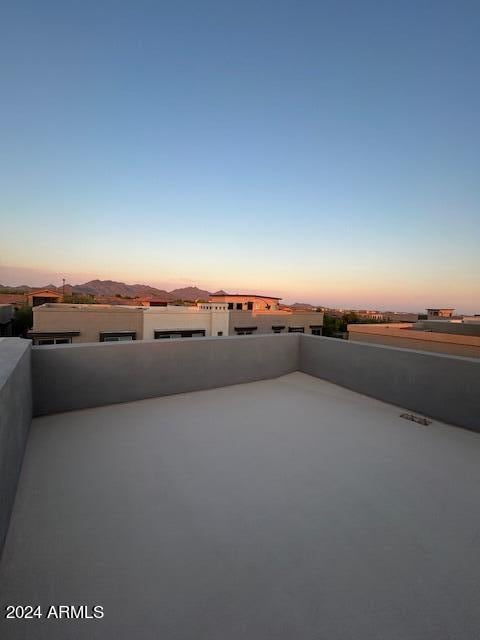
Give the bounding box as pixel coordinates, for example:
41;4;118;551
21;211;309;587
348;321;480;358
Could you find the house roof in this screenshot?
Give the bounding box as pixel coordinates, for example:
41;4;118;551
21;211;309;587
29;289;62;297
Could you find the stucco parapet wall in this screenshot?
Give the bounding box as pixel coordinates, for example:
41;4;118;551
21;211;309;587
300;334;480;432
348;323;480;348
32;334;300;416
0;338;32;557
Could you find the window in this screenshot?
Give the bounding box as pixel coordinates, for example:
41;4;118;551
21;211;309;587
234;326;257;336
288;327;305;333
217;331;223;336
247;302;253;310
310;325;323;336
228;303;234;310
36;337;72;346
236;303;242;310
154;330;206;339
99;331;136;342
272;325;285;334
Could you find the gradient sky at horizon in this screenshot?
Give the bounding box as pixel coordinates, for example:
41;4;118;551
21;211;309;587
0;0;479;312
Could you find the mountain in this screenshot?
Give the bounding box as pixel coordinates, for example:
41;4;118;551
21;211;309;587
290;302;316;310
71;280;174;299
169;286;211;301
2;279;219;301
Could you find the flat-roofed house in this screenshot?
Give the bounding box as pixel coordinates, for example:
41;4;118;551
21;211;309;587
28;303;230;344
28;304;144;345
426;307;455;320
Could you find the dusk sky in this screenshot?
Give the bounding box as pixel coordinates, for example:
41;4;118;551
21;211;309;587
1;0;479;312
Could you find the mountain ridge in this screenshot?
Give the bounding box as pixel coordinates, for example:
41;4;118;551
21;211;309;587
1;280;219;301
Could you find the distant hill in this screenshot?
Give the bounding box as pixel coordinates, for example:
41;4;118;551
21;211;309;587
70;280;175;300
0;279;227;302
290;302;317;310
169;286;211;301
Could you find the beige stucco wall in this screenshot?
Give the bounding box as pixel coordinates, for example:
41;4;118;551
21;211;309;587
229;311;323;335
32;305;144;343
348;324;480;359
143;306;229;339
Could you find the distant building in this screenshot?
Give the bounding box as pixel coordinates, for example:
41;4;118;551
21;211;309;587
208;294;281;311
28;303;230;344
426;308;455;320
27;289;62;307
383;311;419;323
28;298;324;344
357;310;385;321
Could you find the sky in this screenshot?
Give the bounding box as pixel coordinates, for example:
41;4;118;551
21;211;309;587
0;0;479;312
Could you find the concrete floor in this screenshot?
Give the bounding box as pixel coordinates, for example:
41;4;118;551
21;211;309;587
1;372;480;640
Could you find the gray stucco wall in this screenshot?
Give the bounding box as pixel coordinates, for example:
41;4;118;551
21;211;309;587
300;335;480;432
32;334;300;416
0;339;32;557
31;334;479;431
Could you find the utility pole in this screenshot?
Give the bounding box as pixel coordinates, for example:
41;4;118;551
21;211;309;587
62;278;66;298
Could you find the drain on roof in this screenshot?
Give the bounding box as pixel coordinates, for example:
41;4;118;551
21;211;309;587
400;413;432;426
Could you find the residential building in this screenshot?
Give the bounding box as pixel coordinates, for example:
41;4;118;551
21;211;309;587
28;303;230;344
1;333;479;640
209;293;281;311
27;288;63;307
426;307;455;320
28;299;323;344
357;310;385;321
28;304;144;344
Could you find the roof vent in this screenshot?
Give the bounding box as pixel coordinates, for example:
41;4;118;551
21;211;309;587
400;413;432;426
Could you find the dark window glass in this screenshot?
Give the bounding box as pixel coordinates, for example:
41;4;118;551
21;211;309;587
228;302;234;309
236;303;242;310
247;302;253;310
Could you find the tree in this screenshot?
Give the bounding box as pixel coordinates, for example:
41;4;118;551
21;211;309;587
12;306;33;337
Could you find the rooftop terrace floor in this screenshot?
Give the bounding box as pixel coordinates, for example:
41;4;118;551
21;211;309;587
1;372;480;639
